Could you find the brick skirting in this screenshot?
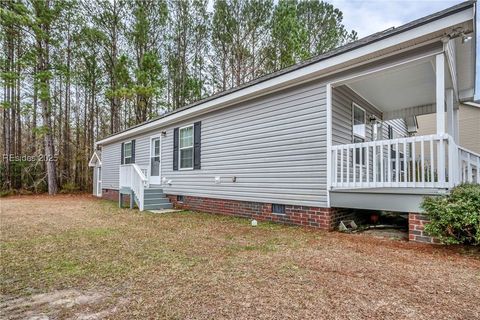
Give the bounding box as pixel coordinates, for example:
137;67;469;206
101;189;131;207
100;189;434;243
167;194;354;230
101;189;119;201
409;213;438;243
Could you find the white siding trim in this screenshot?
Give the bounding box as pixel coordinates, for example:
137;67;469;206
326;83;332;207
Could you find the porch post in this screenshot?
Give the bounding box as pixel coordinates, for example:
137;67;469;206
435;54;445;135
435;54;446;186
445;88;459;186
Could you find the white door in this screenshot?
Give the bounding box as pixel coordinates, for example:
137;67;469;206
96;167;102;197
150;137;161;185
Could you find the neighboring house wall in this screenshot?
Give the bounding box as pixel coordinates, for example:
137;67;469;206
102;79;329;207
416;104;480;154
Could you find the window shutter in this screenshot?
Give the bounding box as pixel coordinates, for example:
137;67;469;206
131;140;136;163
173;128;179;171
194;121;201;169
121;142;124;165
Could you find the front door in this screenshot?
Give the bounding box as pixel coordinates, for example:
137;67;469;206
150;136;161;185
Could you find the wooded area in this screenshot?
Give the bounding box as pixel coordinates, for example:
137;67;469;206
0;0;356;194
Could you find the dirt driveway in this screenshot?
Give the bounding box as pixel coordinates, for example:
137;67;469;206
1;195;479;319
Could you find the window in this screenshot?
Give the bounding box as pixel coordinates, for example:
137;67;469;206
124;141;132;164
177;195;184;203
387;124;394;140
272;204;286;215
352;103;366;139
179;125;194;169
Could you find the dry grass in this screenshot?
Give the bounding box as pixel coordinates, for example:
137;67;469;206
1;194;479;319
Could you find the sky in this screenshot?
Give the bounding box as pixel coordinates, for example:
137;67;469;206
329;0;478;100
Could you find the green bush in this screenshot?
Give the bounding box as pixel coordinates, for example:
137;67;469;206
60;182;80;194
421;184;480;245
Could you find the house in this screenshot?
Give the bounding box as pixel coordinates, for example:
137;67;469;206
416;100;480;154
89;1;478;243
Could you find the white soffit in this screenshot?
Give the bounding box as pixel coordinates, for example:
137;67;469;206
348;60;438;111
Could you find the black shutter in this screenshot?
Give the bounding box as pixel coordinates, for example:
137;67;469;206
131;140;136;163
121;142;124;164
194;121;201;169
173;128;179;171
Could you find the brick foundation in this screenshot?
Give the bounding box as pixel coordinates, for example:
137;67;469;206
167;194;354;230
409;213;438;243
101;189;131;207
101;189;119;201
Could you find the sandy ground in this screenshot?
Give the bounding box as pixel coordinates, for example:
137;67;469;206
1;194;479;319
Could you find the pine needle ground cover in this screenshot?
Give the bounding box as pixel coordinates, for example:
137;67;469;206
1;195;479;319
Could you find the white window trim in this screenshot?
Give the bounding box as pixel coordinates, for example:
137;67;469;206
352;103;367;167
124;141;132;164
149;134;162;181
179;124;194;170
352;102;367;140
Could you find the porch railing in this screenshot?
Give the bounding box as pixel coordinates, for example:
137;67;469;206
329;134;470;189
458;147;480;184
119;164;148;211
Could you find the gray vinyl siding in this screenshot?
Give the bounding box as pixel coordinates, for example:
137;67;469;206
332;85;407;145
101;143;121;189
384;119;408;138
332;85;383;146
101;79;328;207
101;82;408;206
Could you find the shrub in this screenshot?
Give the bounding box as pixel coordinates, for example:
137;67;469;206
421;184;480;245
60;182;80;194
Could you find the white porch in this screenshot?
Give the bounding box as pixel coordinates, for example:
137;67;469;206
327;37;477;211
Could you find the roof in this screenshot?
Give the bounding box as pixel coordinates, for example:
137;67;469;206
88;150;102;167
96;0;476;146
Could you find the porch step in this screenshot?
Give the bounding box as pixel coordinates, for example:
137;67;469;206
144;192;166;199
142;187;173;210
144;198;171;205
144;188;164;194
144;203;173;210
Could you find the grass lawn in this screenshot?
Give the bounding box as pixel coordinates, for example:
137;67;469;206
1;195;479;319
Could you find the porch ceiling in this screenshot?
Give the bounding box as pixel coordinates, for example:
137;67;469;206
347;57;446;112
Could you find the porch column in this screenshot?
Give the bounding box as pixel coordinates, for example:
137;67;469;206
435;54;445;134
435;54;446;185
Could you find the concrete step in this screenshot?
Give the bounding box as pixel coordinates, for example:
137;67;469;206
144;203;173;210
143;198;171;205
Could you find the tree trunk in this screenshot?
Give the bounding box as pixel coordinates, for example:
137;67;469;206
35;0;58;195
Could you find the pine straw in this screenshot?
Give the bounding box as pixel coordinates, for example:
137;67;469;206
1;195;479;319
